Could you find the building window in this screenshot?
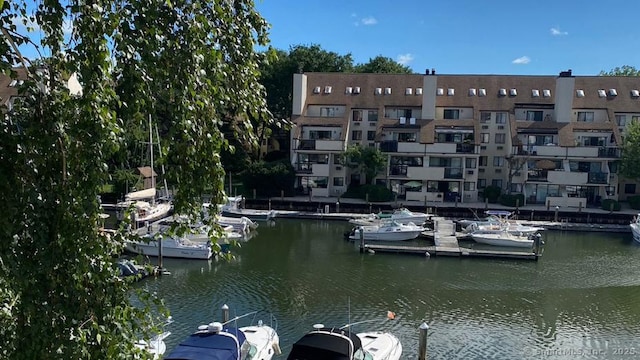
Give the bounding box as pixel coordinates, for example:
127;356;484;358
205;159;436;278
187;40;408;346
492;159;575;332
625;184;636;194
351;130;362;141
616;115;627;126
495;112;507;124
480;112;491;123
320;107;337;117
491;179;503;188
577;111;594;122
526;111;543;121
464;182;476;191
477;179;486;189
479;156;488;166
352;110;363;121
398;132;417;142
333;154;343;165
481;133;490;143
367;110;378;122
493;156;504;167
367;131;376;141
510;183;522;193
495;133;506;144
333;177;344;186
465;158;477;168
444;109;460;119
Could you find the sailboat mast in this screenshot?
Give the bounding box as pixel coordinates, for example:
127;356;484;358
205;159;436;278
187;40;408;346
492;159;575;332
149;114;155;205
155;124;169;199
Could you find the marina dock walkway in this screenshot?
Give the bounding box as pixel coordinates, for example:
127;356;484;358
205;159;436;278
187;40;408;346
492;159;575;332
360;217;541;261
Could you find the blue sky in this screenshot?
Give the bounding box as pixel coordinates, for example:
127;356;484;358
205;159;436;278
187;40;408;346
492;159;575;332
255;0;640;76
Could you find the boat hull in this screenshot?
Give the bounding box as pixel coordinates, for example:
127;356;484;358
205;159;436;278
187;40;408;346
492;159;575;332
125;240;212;259
349;229;423;241
471;234;534;248
357;331;403;360
222;209;275;222
631;223;640;244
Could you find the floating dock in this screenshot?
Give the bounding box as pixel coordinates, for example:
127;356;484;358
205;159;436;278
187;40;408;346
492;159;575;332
359;217;541;261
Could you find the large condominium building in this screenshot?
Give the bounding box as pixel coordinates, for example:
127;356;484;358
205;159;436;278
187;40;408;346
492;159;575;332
290;70;640;207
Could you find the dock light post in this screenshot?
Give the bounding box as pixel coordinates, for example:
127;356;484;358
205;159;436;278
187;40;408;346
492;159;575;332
221;304;229;323
418;322;429;360
554;206;559;222
336;201;340;213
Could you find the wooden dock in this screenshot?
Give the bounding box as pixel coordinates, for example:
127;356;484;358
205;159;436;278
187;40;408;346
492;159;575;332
360;217;541;261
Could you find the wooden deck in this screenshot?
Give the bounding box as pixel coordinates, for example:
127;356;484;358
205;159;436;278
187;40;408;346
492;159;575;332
360;217;541;261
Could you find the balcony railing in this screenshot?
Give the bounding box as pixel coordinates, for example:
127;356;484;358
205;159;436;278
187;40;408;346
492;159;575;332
527;169;548;181
456;143;476;154
598;147;621;158
380;140;398;152
588;171;608;184
296;163;313;173
444;167;464;179
298;139;316;150
390;165;408;176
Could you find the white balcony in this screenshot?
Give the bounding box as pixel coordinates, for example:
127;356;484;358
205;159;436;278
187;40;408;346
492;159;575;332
407;166;445;180
397;142;426;153
547;170;588;185
311;163;330;176
426;143;457;153
316;140;345;151
531;145;564;157
566;147;599;158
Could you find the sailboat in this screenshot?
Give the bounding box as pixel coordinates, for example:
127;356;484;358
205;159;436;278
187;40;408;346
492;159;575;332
116;115;172;224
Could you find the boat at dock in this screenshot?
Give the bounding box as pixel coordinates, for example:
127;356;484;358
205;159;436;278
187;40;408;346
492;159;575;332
459;210;544;235
471;231;537;248
221;196;276;222
631;214;640;244
347;220;425;241
164;310;281;360
287;323;402;360
125;235;213;260
351;208;431;226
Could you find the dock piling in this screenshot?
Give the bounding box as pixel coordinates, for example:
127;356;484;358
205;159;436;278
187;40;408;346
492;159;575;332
418;322;429;360
359;227;365;253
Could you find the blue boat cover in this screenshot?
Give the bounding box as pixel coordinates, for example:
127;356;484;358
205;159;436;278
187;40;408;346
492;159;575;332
485;210;512;216
164;326;246;360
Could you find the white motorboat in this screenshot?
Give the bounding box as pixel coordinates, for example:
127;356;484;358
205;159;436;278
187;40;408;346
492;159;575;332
164;311;281;360
631;214;640;244
221;196;275;222
216;215;259;234
466;222;544;235
287;323;402;360
460;210;544;235
125;235;213;260
378;207;432;225
348;220;424;241
471;231;536;248
116;188;172;224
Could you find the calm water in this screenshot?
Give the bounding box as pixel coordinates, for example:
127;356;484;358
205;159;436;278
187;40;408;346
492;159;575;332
136;219;640;359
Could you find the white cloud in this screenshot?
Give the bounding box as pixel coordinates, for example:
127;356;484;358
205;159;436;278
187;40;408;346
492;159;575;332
512;56;531;65
396;53;414;65
351;13;357;18
550;27;568;36
360;16;378;26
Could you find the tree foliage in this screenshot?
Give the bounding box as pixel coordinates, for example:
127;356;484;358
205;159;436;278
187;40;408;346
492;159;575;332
0;0;276;358
354;55;413;74
599;65;640;76
621;119;640;181
343;145;387;185
240;160;296;197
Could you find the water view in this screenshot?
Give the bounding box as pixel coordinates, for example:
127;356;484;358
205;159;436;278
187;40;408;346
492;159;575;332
138;219;640;359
